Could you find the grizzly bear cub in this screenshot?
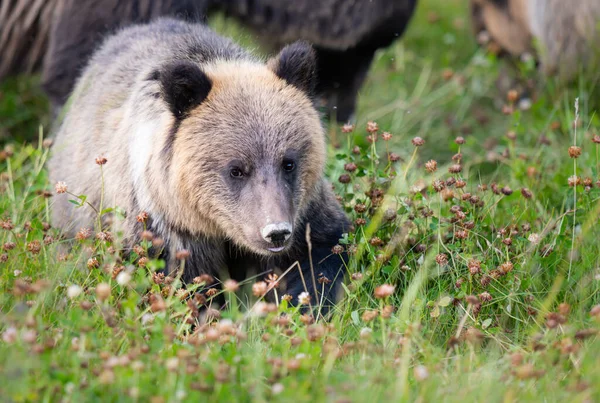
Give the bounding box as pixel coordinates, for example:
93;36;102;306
49;18;349;308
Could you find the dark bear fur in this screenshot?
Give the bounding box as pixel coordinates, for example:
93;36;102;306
42;0;417;122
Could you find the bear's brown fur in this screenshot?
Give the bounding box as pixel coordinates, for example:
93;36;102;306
470;0;600;81
49;18;349;308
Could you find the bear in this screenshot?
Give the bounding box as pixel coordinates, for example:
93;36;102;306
470;0;600;81
48;18;350;309
38;0;417;122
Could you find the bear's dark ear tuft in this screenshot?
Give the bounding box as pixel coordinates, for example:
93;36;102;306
159;61;212;119
268;41;317;96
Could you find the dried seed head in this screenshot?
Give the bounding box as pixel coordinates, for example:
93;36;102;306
466;295;480;305
223;279;239;293
568;175;581;187
55;181;68;194
528;233;541;244
76;227;92;241
3;242;16;251
95;156;108;165
501;186;513;196
136;211;149;223
592;135;600;144
95;231;113;242
436;253;449;266
87;257;100;269
424;160;437;173
381;132;392;141
507;89;518;103
351;273;363;281
352;146;361;155
500;261;514;274
341;124;354;133
454;229;467;239
455;136;465;145
153;273;165;285
338;174;351;184
502;104;514;115
449;164;462;174
521;188;533;199
331;244;344;254
366;121;379;133
374;284;395;299
307;324;325;341
344;162;357;172
361;310;378;322
387;153;400;163
175;249;190;260
468;259;481;275
568;146;582;158
479;292;492;302
354;203;367;213
432;179;445;192
252;281;268;297
412;137;425;147
369;237;383;247
96;283;111;302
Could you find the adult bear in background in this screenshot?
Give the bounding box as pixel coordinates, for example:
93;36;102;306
49;18;350;309
470;0;600;81
40;0;418;122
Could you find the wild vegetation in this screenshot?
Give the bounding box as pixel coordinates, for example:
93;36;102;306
1;0;599;401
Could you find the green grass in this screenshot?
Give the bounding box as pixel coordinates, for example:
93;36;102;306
2;0;600;401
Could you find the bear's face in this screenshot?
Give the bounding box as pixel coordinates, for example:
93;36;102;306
160;43;325;255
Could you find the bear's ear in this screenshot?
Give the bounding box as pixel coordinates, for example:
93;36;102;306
268;41;317;96
159;61;212;119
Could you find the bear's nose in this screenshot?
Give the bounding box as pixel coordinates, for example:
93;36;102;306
261;222;292;244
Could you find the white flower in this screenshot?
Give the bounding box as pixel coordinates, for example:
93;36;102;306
13;270;22;277
67;285;82;299
414;365;429;381
528;233;541;245
360;327;372;339
165;357;179;372
272;383;284;395
141;313;154;325
116;271;132;286
2;327;17;343
298;292;311;305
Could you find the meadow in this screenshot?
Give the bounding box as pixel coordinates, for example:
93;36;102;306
1;0;600;401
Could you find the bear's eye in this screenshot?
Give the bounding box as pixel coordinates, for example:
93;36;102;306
282;160;296;172
230;167;244;178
